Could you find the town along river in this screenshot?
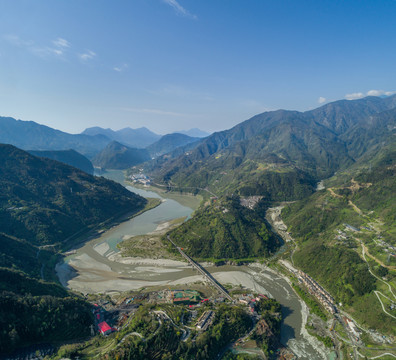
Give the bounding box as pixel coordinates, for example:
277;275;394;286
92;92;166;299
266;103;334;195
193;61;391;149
56;170;329;359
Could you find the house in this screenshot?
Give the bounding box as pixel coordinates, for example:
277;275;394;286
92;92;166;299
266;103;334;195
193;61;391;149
98;321;114;336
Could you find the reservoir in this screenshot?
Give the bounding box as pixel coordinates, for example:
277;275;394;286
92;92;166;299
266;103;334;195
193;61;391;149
56;170;328;359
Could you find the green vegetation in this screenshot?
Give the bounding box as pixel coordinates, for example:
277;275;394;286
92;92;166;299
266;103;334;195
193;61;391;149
292;283;328;321
28;149;94;175
61;297;284;360
93;140;150;170
252;298;282;357
294;244;375;304
0;144;149;354
168;195;281;259
118;215;184;260
0;290;92;354
146;132;199;157
307;329;333;348
223;352;261;360
0;144;147;245
75;303;252;360
282;148;396;333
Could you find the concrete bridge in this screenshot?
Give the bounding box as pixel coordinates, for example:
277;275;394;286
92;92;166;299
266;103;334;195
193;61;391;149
167;236;233;301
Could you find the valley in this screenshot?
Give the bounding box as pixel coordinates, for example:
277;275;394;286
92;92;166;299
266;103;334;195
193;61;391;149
52;172;334;359
1;94;395;360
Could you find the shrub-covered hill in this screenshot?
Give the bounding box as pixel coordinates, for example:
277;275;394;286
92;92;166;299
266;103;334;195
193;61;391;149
93;140;150;170
0;236;93;354
0;144;147;245
28;149;94;175
146;132;199;157
0;144;149;354
0;284;92;354
281;146;396;333
168;196;281;260
144;95;396;201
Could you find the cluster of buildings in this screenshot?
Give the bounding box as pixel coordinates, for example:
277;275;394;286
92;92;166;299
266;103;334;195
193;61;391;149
375;236;396;258
343;317;360;341
93;304;117;336
171;290;201;305
238;293;269;316
240;196;263;210
297;270;337;314
129;173;151;186
196;310;215;331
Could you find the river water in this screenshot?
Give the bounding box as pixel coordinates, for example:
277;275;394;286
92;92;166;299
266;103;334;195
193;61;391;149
56;171;328;359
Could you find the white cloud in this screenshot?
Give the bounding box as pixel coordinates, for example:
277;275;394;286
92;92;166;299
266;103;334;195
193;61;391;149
79;50;96;61
162;0;197;19
367;89;396;97
345;92;365;100
318;97;326;104
52;37;70;49
345;89;396;100
4;34;71;58
113;63;128;72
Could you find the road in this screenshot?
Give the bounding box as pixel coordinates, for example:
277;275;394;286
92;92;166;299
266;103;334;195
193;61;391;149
167;235;233;301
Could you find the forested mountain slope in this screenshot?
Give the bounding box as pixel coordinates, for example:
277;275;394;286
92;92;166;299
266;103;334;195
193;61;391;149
82;126;160;148
0;144;148;354
146;133;199;157
0;144;147;245
28;149;94;174
281;143;396;334
168;196;281;260
0;116;111;158
93;141;151;170
144;95;396;201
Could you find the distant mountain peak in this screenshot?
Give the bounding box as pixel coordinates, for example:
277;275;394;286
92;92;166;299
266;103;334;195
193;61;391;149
81;126;160;148
93;140;150;170
177;128;210;138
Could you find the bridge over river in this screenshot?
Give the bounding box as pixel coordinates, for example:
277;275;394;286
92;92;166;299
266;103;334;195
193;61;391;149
167;235;233;301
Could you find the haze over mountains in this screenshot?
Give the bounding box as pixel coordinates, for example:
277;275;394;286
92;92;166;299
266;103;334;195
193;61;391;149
28;149;94;175
81;126;161;148
0;116;208;170
93;141;151;170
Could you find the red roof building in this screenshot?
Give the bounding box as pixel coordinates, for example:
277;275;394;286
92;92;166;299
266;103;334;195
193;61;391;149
98;321;113;335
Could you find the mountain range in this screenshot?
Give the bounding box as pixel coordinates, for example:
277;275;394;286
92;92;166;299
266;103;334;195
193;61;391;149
81;126;161;148
0;117;208;170
0;116;110;159
93;141;151;170
0;144;146;245
1;94;396;354
28;149;94;174
0;144;147;353
144;95;396;201
177;128;210;138
146;133;200;157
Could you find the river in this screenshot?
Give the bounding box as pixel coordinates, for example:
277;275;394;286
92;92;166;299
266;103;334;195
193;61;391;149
56;170;329;359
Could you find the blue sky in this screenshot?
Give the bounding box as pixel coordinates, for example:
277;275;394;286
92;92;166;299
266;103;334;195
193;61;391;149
1;0;396;134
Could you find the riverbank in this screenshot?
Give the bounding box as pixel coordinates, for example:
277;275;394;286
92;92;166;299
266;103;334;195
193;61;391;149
125;180;204;210
55;175;329;359
61;196;162;254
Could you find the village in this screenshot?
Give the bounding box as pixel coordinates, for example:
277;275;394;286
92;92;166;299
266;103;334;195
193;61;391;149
91;288;273;336
87;286;296;359
129;173;151;186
